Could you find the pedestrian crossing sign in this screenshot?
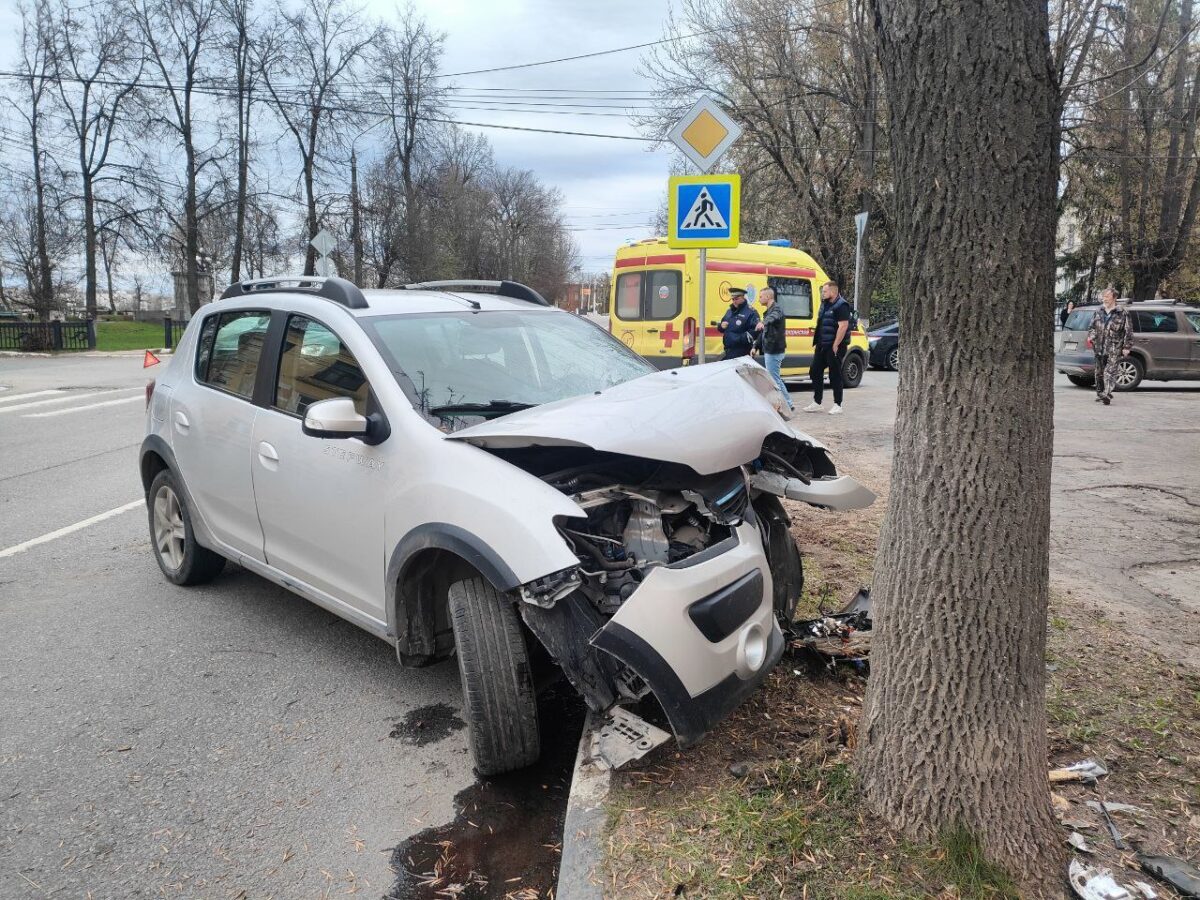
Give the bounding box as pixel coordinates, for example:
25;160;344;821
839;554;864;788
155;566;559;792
667;174;740;248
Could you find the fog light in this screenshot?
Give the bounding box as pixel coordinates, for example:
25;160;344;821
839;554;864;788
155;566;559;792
741;623;766;673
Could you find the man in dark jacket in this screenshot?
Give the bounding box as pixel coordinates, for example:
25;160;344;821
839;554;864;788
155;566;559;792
717;286;760;360
754;287;792;410
803;280;851;415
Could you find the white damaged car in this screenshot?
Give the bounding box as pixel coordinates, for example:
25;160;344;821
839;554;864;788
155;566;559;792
140;277;874;774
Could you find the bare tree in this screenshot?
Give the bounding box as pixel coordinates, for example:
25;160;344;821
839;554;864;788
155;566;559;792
132;0;220;313
856;0;1062;893
51;0;142;317
258;0;376;275
217;0;259;283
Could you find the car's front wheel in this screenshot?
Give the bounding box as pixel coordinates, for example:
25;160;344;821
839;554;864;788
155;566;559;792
887;347;900;371
448;576;540;775
148;469;225;585
1066;374;1094;388
1114;355;1144;391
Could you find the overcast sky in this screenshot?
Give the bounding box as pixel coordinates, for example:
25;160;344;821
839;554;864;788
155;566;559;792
0;0;677;280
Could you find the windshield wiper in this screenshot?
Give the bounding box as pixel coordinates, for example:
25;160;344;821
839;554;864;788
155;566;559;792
429;400;536;417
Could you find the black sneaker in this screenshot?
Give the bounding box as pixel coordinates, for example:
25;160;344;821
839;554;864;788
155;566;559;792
1102;396;1111;405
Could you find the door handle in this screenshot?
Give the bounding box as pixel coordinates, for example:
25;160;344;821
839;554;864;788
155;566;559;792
257;441;279;464
173;410;190;434
646;328;659;333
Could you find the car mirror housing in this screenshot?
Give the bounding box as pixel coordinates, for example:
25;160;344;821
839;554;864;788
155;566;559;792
302;397;369;439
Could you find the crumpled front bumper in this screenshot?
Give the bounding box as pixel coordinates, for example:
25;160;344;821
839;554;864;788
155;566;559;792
590;519;784;747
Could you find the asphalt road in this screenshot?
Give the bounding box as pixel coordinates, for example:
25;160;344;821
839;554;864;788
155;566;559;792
0;354;474;898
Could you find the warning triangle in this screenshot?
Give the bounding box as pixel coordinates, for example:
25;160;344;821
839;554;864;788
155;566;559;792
143;350;160;368
680;187;728;231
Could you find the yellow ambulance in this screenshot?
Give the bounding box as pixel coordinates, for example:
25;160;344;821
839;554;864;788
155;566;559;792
608;238;869;386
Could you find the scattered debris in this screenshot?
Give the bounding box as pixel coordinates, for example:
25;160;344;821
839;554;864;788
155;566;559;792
1086;801;1145;816
1069;859;1136;900
1138;854;1200;897
591;707;670;770
1097;801;1130;851
1053;792;1072;815
1069;832;1095;853
728;762;750;779
793;588;872;662
1050;759;1109;784
1132;881;1159;899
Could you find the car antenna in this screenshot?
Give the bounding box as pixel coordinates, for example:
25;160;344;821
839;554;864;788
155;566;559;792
401;282;481;310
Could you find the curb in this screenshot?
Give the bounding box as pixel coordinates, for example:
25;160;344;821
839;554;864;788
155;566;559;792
0;349;173;358
556;710;611;900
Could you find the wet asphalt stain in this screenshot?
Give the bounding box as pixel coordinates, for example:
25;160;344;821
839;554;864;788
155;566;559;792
384;686;586;899
390;703;466;746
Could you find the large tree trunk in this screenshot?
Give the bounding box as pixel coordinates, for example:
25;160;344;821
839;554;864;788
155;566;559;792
184;136;201;315
1130;262;1161;302
857;0;1062;892
30;114;54;322
83;173;98;318
350;148;363;285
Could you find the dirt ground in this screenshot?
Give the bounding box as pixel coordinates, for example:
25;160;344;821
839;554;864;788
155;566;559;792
602;372;1200;898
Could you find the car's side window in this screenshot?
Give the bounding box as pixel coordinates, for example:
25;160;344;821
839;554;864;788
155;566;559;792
274;315;369;418
768;277;813;319
197;311;270;400
1183;310;1200;332
1134;310;1179;333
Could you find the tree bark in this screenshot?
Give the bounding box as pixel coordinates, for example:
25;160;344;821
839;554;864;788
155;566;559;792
857;0;1063;892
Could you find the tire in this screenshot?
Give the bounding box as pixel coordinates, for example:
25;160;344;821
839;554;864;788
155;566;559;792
842;351;864;388
147;469;225;586
1066;374;1094;388
887;347;900;371
448;577;540;775
1113;355;1144;391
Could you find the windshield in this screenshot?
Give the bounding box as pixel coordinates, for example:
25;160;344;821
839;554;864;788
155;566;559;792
364;309;654;419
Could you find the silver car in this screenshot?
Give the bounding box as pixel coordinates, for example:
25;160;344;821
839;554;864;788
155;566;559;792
139;276;873;774
1055;301;1200;390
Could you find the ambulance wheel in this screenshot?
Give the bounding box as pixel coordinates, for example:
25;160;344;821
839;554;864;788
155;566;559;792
842;352;864;389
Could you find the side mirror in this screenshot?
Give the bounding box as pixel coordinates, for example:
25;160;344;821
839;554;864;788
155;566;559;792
302;397;369;439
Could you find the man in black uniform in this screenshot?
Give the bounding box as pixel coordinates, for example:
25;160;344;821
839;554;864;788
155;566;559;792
803;281;851;415
717;286;760;360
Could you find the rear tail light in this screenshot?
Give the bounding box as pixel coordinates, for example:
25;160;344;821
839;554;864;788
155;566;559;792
145;379;156;408
1085;335;1093;349
682;317;697;358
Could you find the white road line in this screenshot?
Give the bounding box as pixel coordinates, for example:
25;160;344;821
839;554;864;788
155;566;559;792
0;499;144;559
25;394;144;418
0;389;65;405
0;391;112;414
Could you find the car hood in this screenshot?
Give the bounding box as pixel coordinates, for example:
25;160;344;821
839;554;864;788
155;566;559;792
445;359;824;475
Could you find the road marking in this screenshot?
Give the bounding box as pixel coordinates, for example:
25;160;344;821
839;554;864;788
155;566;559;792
25;394;144;418
0;391;114;413
0;499;144;559
0;389;65;405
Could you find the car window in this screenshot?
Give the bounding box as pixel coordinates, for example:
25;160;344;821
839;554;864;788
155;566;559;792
274;315;369;418
1064;308;1097;331
769;277;813;319
1185;310;1200;332
1134;310;1179;333
614;270;682;320
197;310;270;399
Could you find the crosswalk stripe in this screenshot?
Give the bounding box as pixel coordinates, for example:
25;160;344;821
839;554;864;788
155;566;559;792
0;499;145;559
0;392;111;413
25;394;144;418
0;389;66;405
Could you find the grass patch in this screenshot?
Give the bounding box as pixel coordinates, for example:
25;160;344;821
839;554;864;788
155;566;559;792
95;320;169;351
937;829;1020;899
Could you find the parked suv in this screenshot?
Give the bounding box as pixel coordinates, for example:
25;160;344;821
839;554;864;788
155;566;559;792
140;276;874;775
1056;300;1200;390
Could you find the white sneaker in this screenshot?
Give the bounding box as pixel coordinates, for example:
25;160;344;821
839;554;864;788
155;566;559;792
802;402;822;412
829;404;843;415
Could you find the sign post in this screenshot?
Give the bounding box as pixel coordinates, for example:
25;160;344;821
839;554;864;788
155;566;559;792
667;98;743;364
311;229;337;278
853;211;869;323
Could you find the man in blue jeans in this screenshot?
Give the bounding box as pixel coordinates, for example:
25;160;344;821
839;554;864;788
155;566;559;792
754;287;792;411
803;280;851;415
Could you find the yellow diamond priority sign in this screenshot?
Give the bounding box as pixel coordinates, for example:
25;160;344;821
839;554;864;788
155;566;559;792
668;97;743;173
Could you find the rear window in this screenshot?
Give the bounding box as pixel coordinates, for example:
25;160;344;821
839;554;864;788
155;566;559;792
1134;310;1178;333
614;270;682;320
769;277;813;319
1064;309;1097;331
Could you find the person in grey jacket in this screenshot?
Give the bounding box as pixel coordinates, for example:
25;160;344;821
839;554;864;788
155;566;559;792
754;287;792;410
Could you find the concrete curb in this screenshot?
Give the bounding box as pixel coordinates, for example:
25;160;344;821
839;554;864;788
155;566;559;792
556;710;611;900
0;349;173;358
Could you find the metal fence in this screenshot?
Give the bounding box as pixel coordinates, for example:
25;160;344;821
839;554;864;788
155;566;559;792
163;317;187;349
0;320;95;352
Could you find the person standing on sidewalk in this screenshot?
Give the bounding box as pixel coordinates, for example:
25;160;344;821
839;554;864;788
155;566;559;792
803;281;851;415
716;286;760;360
754;287;793;411
1089;288;1132;405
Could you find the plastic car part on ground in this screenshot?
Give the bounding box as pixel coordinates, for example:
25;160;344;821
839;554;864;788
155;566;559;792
1069;859;1138;900
1138;854;1200;897
590;707;671;770
792;588;872;662
1050;759;1110;784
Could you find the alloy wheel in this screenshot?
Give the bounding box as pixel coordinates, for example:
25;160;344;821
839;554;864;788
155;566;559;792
153;485;186;572
1115;359;1139;388
887;347;900;370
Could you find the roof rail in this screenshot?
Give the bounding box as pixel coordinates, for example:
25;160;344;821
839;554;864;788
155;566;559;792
403;279;550;307
220;275;368;309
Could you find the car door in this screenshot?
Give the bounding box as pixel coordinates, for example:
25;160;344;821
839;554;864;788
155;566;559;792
1132;309;1190;375
1184;310;1200;375
170;309;270;562
250;312;388;622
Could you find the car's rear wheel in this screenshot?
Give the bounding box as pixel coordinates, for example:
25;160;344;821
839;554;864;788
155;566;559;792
842;352;864;388
1114;355;1144;391
1066;374;1094;388
887;347;900;371
448;576;540;775
148;469;225;585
